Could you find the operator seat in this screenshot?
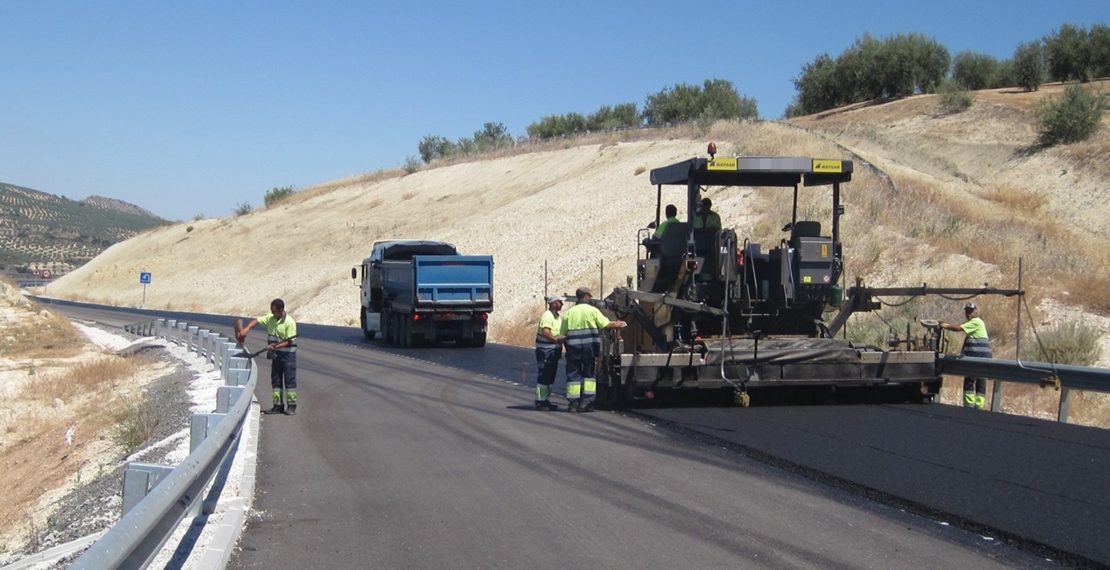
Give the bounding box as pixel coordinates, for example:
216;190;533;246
790;221;821;244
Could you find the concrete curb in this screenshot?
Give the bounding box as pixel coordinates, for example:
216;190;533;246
197;398;260;569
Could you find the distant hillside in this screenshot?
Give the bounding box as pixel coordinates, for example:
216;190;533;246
0;182;164;271
81;195;159;218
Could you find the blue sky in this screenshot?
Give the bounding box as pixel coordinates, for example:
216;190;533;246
1;1;1104;221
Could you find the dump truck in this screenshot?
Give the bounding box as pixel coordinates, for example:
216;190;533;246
352;240;493;347
591;147;1019;408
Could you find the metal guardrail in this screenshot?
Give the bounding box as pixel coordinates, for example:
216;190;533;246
937;355;1110;422
64;318;257;570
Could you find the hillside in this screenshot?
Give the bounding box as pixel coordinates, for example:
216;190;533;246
0;182;164;271
42;82;1110;366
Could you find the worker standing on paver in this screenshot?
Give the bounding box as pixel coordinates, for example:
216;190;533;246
940;302;992;409
560;287;625;413
534;295;564;411
239;298;299;415
693;198;721;231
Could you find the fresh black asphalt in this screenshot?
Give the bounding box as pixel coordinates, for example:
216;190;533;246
39;301;1110;568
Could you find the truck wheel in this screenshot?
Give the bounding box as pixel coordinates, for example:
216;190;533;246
360;311;375;341
470;332;486;348
401;318;412;348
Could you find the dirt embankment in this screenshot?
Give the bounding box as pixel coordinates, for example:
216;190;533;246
42;85;1110;356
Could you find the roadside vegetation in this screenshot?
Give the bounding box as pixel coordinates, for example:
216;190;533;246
789;22;1110;117
263;186;297;208
1035;82;1108;146
405;21;1105;178
935;78;973;114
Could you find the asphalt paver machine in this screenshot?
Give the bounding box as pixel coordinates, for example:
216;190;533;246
593;146;1017;408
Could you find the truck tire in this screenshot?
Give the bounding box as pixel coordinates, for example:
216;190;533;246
381;308;392;344
400;317;413;348
360;311;375;341
470;332;486;347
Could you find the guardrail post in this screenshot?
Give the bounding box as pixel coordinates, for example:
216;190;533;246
187;325;199;349
225;356;249;384
990;380;1003;412
197;330;210;360
216;386;246;413
177;321;187;345
121;463;175;516
153;318;163;338
190;413;226;453
208;335;221;365
220;342;238;379
227;367;251;387
164;319;175;341
1058;387;1072;423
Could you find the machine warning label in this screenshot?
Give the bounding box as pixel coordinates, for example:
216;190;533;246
812;160;842;173
708;157;738;171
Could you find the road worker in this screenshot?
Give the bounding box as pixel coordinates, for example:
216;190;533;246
534;295;564;411
239;298;299;415
654;204;679;238
559;287;625;413
693;197;721;231
940;302;992;409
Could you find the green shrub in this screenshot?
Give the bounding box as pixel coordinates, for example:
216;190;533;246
936;78;973;114
1032;321;1102;366
264;186;296;208
1035;82;1107;146
185;225;194;233
233;202;252;216
114;396;159;454
403;156;422;175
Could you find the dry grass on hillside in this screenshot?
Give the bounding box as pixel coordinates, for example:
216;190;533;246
0;280;84;360
0;277;175;551
0;346;169;551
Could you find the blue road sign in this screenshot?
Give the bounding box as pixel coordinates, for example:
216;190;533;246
140;272;152;284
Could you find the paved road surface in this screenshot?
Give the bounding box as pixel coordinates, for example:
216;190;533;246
43;301;1106;568
228;327;1061;569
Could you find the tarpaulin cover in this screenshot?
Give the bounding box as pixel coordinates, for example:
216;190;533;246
701;337;861;365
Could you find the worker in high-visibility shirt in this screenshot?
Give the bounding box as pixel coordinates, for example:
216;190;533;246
693;198;721;231
654;204;679;238
239;298;299;415
940;302;992;410
559;287;625;413
534;295;564;411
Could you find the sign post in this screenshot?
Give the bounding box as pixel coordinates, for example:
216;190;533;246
140;272;152;307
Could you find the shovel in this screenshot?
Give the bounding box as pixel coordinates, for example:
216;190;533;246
232;319;298;358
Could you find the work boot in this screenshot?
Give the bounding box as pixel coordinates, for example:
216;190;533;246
579;402;595;413
567;400;581;413
285;403;297;415
537;401;558;411
263;404;285;415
